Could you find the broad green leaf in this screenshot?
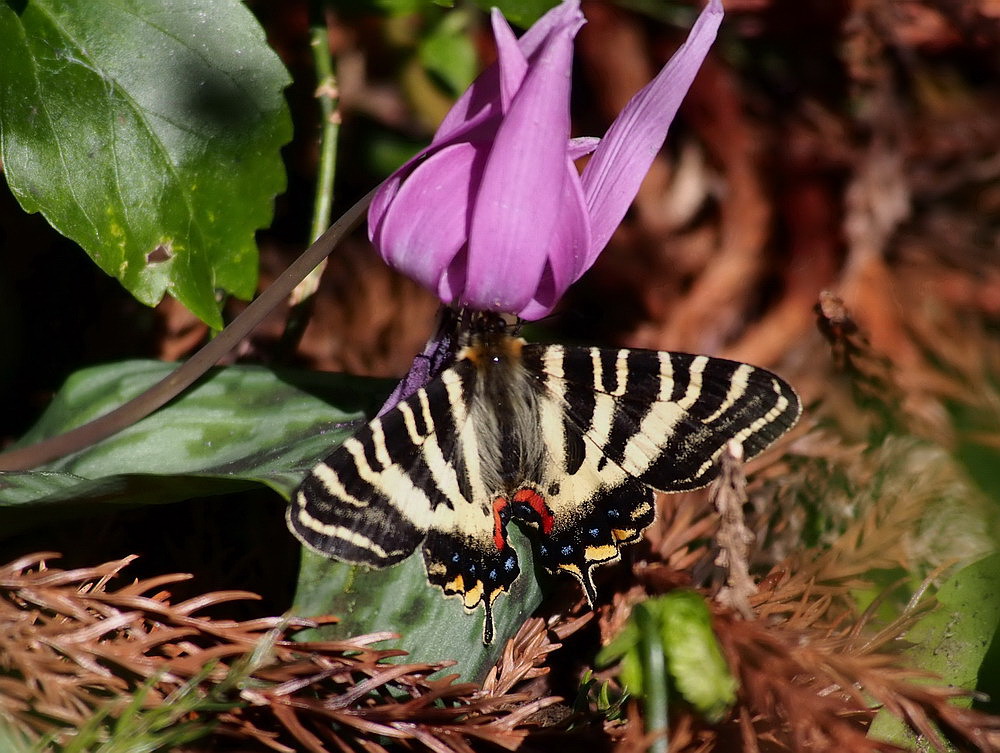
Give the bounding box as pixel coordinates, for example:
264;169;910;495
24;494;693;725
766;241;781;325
292;526;544;682
1;359;544;679
0;361;389;528
869;553;1000;746
0;0;292;328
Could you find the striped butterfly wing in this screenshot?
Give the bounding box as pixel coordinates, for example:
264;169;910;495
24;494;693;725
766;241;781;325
290;335;801;645
288;356;524;643
516;344;800;599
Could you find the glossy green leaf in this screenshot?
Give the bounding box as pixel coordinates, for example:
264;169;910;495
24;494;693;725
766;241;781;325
0;0;292;328
869;553;1000;746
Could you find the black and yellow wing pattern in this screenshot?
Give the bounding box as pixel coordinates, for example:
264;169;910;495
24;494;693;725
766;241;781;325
288;329;800;643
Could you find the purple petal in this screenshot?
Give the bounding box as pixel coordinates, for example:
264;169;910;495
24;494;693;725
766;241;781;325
516;160;592;320
492;10;525;112
371;119;502;242
461;17;583;313
568;136;600;160
433;63;501;146
518;0;584;58
376;4;579;233
436;247;468;305
435;1;584;144
581;0;723;259
368;162;411;244
374;142;488;294
516;261;560;322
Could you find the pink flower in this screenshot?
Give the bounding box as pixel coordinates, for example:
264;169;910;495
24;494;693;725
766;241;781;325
368;0;723;320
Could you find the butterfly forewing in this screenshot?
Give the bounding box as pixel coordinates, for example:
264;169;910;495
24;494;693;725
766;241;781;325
290;333;801;644
288;363;474;566
522;345;800;491
512;344;798;599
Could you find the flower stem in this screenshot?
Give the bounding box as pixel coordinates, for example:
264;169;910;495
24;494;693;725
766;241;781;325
283;0;340;320
0;187;376;471
307;4;340;248
285;0;342;335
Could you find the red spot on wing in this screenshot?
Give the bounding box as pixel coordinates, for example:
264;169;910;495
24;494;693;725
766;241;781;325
513;488;554;535
492;497;509;550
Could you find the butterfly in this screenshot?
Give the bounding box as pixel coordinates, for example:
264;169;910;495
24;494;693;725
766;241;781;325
287;312;800;643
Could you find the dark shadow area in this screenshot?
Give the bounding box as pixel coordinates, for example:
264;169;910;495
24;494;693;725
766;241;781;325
2;488;300;621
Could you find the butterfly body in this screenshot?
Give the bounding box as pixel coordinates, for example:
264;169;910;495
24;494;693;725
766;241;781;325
289;316;800;643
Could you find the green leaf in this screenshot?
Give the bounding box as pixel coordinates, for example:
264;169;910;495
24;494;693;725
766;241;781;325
596;619;639;675
469;0;558;28
1;359;543;680
291;525;544;682
0;361;389;533
0;0;292;328
596;592;736;723
658;591;736;723
869;553;1000;746
419;10;477;97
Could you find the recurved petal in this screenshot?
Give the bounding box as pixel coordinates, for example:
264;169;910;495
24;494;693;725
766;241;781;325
461;17;582;313
568;136;600;160
580;0;723;259
368;159;412;245
373;141;488;295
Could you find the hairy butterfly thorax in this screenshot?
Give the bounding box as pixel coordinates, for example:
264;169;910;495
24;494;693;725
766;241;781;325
288;310;801;643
